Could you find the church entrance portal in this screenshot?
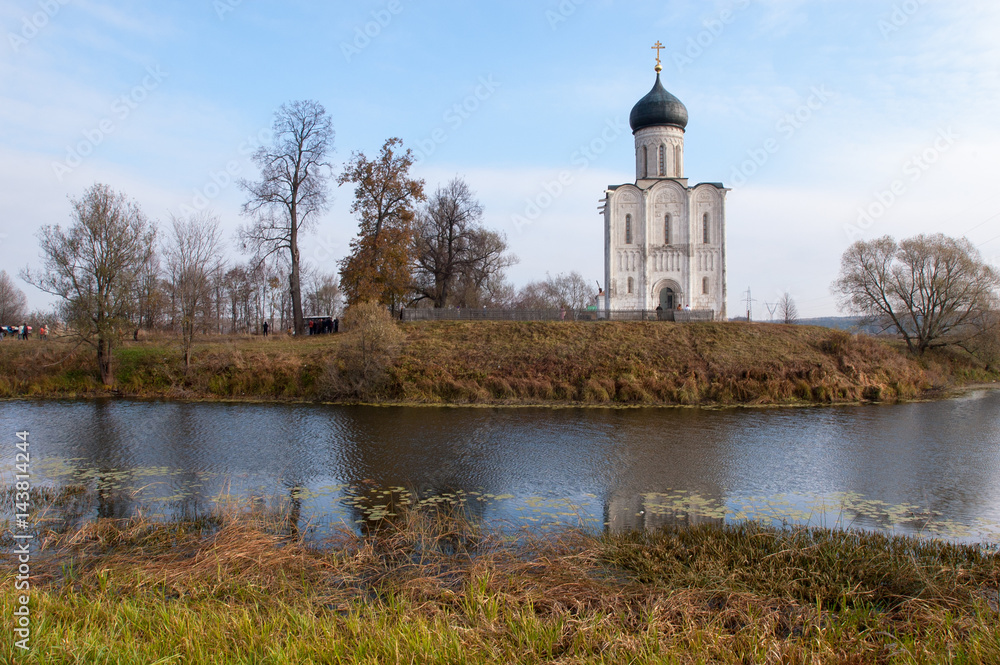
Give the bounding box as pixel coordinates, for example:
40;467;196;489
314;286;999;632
659;288;676;311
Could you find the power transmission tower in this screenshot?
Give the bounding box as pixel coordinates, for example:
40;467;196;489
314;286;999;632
743;287;757;322
764;302;779;322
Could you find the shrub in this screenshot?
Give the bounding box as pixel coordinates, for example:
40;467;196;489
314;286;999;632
581;379;610;402
862;385;882;402
319;302;403;400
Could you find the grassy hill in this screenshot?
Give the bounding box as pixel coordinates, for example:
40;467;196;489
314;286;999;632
0;321;995;406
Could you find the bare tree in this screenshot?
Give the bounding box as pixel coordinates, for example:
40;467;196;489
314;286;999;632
411;178;518;309
22;184;156;384
265;272;284;331
304;271;342;317
164;212;225;371
132;250;166;331
412;178;477;307
239;100;334;336
222;265;251;334
512;280;554;310
0;270;28;324
220;258;281;335
549;272;592;309
514;271;592;310
25;307;59;332
452;231;517;308
411;178;481;308
961;311;1000;370
778;292;798;324
833;234;1000;354
476;274;516;308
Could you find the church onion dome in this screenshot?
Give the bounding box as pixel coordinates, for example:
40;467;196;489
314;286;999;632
629;73;688;132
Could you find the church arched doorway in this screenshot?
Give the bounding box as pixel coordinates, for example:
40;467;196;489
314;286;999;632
659;287;676;311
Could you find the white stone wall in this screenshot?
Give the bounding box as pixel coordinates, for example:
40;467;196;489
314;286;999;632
689;184;727;316
634;126;685;180
606;185;645;310
604;180;727;319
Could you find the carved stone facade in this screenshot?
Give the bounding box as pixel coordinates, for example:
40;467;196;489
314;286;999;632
601;72;728;318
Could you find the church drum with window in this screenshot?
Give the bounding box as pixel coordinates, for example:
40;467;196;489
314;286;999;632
600;55;728;319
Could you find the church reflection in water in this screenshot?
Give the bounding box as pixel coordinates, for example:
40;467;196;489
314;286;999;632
603;493;725;533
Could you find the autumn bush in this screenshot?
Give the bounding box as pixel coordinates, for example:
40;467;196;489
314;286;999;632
318;301;403;400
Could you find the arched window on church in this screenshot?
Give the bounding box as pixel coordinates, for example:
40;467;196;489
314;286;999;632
664;214;671;245
702;277;709;295
642;146;648;178
674;145;681;177
658;145;665;176
625;214;633;245
627;277;634;294
702;213;710;244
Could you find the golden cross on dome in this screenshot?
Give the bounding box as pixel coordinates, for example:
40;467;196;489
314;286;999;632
651;40;664;72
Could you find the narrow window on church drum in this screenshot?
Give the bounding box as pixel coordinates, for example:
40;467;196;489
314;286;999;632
664;214;671;245
642;147;648;178
703;213;710;244
627;277;634;294
702;276;709;295
674;145;681;176
658;145;665;176
625;214;633;244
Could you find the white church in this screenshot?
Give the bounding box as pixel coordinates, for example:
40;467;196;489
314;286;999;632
601;48;728;319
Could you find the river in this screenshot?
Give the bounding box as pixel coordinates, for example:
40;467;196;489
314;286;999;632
3;390;1000;542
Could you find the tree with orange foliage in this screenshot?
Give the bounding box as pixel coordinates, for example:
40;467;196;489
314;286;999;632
337;138;425;312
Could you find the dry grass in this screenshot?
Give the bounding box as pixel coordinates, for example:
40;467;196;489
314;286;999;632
2;501;998;663
0;321;996;406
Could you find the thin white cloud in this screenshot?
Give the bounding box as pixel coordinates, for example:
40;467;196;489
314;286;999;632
72;0;176;39
753;0;810;37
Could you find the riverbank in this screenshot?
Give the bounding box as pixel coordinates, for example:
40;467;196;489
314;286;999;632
0;321;996;406
2;502;998;663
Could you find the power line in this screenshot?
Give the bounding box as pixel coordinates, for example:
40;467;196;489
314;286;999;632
965;211;1000;238
793;294;838;304
977;231;1000;248
951;193;1000;235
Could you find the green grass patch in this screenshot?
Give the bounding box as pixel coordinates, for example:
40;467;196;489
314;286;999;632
3;503;999;663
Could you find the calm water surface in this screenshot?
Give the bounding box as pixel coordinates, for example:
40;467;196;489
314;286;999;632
3;390;1000;541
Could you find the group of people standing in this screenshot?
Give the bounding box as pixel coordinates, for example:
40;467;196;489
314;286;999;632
307;317;338;335
2;324;47;340
260;318;339;337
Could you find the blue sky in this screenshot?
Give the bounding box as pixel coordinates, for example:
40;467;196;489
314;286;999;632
2;0;999;317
